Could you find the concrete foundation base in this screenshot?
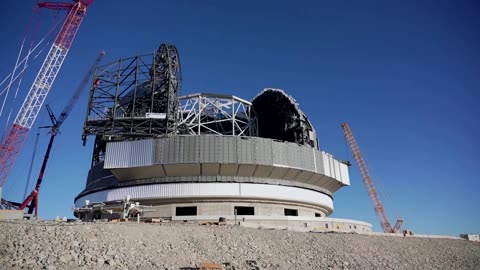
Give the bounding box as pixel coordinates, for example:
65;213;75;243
139;200;331;219
0;210;24;220
171;215;373;233
77;199;372;233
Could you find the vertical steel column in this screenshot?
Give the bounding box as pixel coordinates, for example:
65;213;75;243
111;58;122;132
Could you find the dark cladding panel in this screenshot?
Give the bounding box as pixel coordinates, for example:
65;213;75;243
252;88;318;149
85;175;117;190
86;162;113;187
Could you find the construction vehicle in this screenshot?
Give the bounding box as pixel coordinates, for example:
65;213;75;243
18;51;104;217
74;195;153;222
341;122;404;233
0;0;94;194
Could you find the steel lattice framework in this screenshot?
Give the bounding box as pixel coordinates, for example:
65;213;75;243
18;51;104;217
83;44;182;165
82;45;258;166
342;122;403;233
0;1;92;188
178;93;257;137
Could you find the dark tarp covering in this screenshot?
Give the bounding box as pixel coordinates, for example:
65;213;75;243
252;88;318;149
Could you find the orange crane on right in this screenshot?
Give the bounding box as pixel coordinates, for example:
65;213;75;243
341;122;405;234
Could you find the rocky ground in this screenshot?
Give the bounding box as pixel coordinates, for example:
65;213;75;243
0;220;479;270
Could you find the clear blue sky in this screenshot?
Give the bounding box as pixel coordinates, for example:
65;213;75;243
1;0;478;236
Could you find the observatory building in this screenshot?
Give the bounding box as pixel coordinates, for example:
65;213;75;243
74;44;372;232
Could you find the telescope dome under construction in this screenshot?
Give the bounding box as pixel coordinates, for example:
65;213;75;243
74;44;372;232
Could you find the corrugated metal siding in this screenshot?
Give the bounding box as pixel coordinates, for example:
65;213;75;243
340;162;350;185
104;139;154;168
328;155;335;179
199;136;215;163
301;146;315;172
237;137;253;164
218;136;236;163
75;182;333;210
178;136;198;163
319;151;351;187
152;139;161;163
165;137;180;163
272;141;288;166
253;137;273;165
100;136;349;193
314;151;324;174
322;152;331;177
286;143;301;169
241;183;333;210
333;159;341;180
80;173;334;200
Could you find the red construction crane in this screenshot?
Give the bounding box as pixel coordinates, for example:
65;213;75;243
0;0;94;189
341;122;403;233
20;51;105;216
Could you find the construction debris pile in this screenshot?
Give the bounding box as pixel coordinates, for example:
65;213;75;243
1;221;479;270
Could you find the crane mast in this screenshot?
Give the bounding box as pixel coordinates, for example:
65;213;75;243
341;122;402;233
19;51;104;216
0;0;93;188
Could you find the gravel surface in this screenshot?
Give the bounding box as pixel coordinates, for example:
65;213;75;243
0;220;479;270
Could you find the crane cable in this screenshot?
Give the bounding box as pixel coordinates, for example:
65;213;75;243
3;110;48;196
23;132;40;199
0;7;67;140
0;6;41;117
0;7;67;118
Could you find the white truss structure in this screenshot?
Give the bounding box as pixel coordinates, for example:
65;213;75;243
15;44;69;128
178;93;257;136
0;2;86;188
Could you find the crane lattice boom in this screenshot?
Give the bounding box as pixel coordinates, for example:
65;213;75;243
19;50;104;215
341;122;397;233
55;50;105;129
0;0;93;188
